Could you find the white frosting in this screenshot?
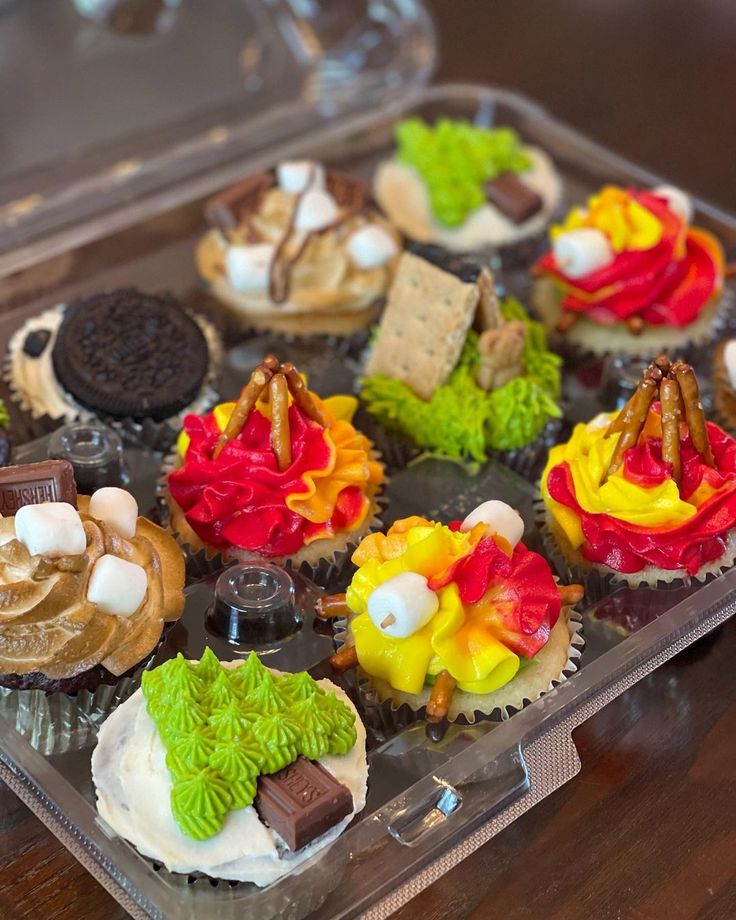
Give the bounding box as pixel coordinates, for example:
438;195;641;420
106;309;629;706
367;572;439;639
92;669;368;887
347;225;398;270
724;340;736;390
15;502;86;557
552;228;614;279
226;244;275;294
374;146;562;252
87;554;148;617
459;500;524;548
653;184;693;224
89;488;138;540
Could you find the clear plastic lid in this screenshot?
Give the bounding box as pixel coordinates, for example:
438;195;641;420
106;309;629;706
0;0;435;270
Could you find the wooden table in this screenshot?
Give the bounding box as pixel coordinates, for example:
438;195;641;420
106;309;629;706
3;1;736;918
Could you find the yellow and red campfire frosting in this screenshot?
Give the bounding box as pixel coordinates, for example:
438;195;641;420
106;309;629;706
535;186;724;327
169;393;383;556
542;408;736;574
345;517;562;695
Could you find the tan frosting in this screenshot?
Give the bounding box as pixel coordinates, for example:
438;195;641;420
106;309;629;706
0;496;185;678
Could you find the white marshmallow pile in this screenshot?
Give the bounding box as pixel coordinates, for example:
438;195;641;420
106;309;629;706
89;487;138;540
347;225;398;270
459;500;525;549
553;228;614;279
87;554;147;618
294;188;339;232
367;571;439;639
15;502;86;558
226;243;276;294
653;184;693;224
276;160;325;194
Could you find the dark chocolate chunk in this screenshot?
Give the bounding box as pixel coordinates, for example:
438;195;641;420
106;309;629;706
22;328;51;358
485;172;543;224
205;172;275;230
255;757;353;852
0;460;77;514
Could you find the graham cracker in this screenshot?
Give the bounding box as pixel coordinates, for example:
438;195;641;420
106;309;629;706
364;252;480;400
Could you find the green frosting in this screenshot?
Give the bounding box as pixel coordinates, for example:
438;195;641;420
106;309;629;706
142;649;357;840
360;298;562;466
395;117;532;227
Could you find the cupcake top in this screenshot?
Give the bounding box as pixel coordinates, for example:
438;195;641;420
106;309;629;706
196;162;401;327
373;117;562;251
0;481;185;680
534;185;724;336
167;356;384;558
92;650;368;886
542;356;736;576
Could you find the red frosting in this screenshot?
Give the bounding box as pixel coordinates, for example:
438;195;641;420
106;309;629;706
169;406;357;557
431;535;561;658
546;421;736;574
535;191;722;327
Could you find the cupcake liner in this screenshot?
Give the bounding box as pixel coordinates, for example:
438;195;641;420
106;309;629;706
5;307;223;450
488;416;563;481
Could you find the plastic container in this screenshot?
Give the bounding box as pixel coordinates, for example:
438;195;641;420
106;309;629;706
2;6;736;918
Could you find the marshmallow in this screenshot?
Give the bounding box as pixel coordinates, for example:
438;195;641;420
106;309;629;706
87;554;148;618
89;488;138;540
653;184;693;224
15;503;86;558
276;160;325;195
294;189;338;232
347;225;398;270
460;500;524;549
367;572;439;639
226;244;275;294
553;228;614;279
724;339;736;390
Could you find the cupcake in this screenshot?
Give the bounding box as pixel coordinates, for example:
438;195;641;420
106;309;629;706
713;337;736;432
541;355;736;587
360;251;562;468
533;185;726;355
196;162;401;336
373;117;562;253
163;355;385;579
6;288;221;445
92;649;368;887
319;500;583;724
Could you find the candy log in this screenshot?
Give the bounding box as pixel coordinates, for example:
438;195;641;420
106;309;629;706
315;594;350;619
660;377;682;487
269;374;292;471
673;362;715;466
329;645;359;673
426;670;457;723
213;366;272;459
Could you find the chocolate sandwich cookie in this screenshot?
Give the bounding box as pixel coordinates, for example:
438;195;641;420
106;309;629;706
51;289;210;422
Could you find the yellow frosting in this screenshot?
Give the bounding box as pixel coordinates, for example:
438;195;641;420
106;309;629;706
551;185;663;253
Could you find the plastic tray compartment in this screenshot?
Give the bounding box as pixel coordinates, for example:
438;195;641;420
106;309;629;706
3;83;736;920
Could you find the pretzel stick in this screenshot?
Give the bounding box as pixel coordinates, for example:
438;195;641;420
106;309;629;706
558;584;584;606
281;362;327;426
660;377;682;487
603;376;657;481
426;671;457;724
269;373;292;471
673;362;715;466
315;594;350;620
605;372;657;440
213;366;272;459
260;355;280;403
329;645;359;673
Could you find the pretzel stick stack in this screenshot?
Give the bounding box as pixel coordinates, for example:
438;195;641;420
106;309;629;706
601;355;714;487
212;355;326;470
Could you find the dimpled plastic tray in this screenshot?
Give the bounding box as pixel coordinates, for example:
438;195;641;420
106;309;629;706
3;83;736;920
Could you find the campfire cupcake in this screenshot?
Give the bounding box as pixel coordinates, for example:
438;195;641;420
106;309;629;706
533;185;726;355
373;117;562;253
318;501;583;723
196;162;401;336
163;356;385;579
542;356;736;586
92;650;368;887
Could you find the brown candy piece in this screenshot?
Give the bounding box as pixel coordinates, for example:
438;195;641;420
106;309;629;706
484;172;543;224
0;460;77;515
255;758;353;852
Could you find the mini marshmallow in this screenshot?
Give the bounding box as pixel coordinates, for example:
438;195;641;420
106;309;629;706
460;500;525;549
89;488;138;540
553;228;614;279
367;572;439;640
723;339;736;390
87;554;148;618
653;184;693;224
276;160;325;195
347;225;398;270
226;244;275;293
15;502;86;558
294;188;338;233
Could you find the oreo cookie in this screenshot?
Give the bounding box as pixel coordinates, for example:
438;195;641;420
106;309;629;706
51;289;210;422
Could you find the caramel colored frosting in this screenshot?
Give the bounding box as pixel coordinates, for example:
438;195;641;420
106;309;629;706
0;496;185;679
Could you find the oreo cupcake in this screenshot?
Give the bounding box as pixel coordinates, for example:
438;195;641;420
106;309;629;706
6;288;222;448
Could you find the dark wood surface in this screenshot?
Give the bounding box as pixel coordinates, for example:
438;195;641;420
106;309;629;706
3;1;736;918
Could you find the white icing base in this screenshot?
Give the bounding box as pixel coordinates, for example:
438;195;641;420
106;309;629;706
374;146;562;252
91;669;368;887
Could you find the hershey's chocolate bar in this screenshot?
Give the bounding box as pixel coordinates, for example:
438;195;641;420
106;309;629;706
0;460;77;515
204;172;274;230
485;172;543;224
255;757;353;852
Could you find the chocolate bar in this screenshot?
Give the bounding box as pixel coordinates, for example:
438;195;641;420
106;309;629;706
255;757;353;851
485;172;543;224
0;460;77;515
204;172;274;230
